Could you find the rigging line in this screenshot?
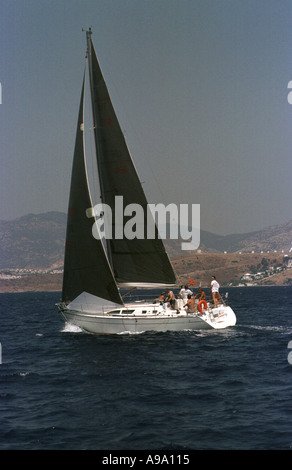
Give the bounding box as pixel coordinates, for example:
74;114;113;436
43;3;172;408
122;287;137;299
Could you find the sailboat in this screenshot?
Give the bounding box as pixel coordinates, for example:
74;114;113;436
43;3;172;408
57;29;236;334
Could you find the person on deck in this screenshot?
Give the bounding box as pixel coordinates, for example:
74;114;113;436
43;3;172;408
179;285;193;301
194;287;206;301
210;276;220;308
184;294;196;313
166;289;176;310
156;292;167;303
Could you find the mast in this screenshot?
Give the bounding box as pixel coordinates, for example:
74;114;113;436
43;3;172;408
85;28;114;269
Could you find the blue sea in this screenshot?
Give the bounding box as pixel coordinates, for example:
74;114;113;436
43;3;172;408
0;286;292;451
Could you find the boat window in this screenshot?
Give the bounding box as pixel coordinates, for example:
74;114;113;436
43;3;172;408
121;309;135;314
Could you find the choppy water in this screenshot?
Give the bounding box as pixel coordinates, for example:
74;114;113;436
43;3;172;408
0;286;292;450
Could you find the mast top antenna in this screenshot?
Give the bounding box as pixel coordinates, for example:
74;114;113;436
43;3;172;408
82;27;92;35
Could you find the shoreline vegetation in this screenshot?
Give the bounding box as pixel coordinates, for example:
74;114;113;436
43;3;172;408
1;252;291;294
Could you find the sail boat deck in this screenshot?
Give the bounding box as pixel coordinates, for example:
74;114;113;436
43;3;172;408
58;300;236;334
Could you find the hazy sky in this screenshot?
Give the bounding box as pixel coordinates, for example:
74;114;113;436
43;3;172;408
1;0;292;235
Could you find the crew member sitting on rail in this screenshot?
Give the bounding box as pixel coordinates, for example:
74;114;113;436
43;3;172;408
156;292;167;303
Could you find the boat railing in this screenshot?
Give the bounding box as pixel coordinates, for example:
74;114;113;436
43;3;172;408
56;302;67;312
123;290;228;303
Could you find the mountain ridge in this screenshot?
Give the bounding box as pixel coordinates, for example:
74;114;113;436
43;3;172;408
0;211;291;269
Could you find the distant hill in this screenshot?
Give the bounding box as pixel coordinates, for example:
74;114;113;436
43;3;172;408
165;221;292;256
0;211;291;269
172;252;292;287
0;212;66;269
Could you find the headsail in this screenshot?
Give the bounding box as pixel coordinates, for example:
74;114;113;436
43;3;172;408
62;72;124;307
86;30;176;288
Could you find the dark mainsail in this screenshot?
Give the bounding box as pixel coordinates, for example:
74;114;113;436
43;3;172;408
86;31;176;287
62;73;123;305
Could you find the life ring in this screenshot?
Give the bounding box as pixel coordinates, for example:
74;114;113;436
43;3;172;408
197;300;207;314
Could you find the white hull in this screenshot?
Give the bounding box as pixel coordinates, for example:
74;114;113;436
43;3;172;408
58;302;236;335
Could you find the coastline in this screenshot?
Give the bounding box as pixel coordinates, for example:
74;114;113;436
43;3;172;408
0;273;63;294
1;251;292;294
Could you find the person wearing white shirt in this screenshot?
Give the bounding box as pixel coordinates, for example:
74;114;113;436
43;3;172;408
210;276;220;308
179;285;193;301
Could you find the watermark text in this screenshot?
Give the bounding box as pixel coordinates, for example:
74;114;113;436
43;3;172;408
86;196;200;250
